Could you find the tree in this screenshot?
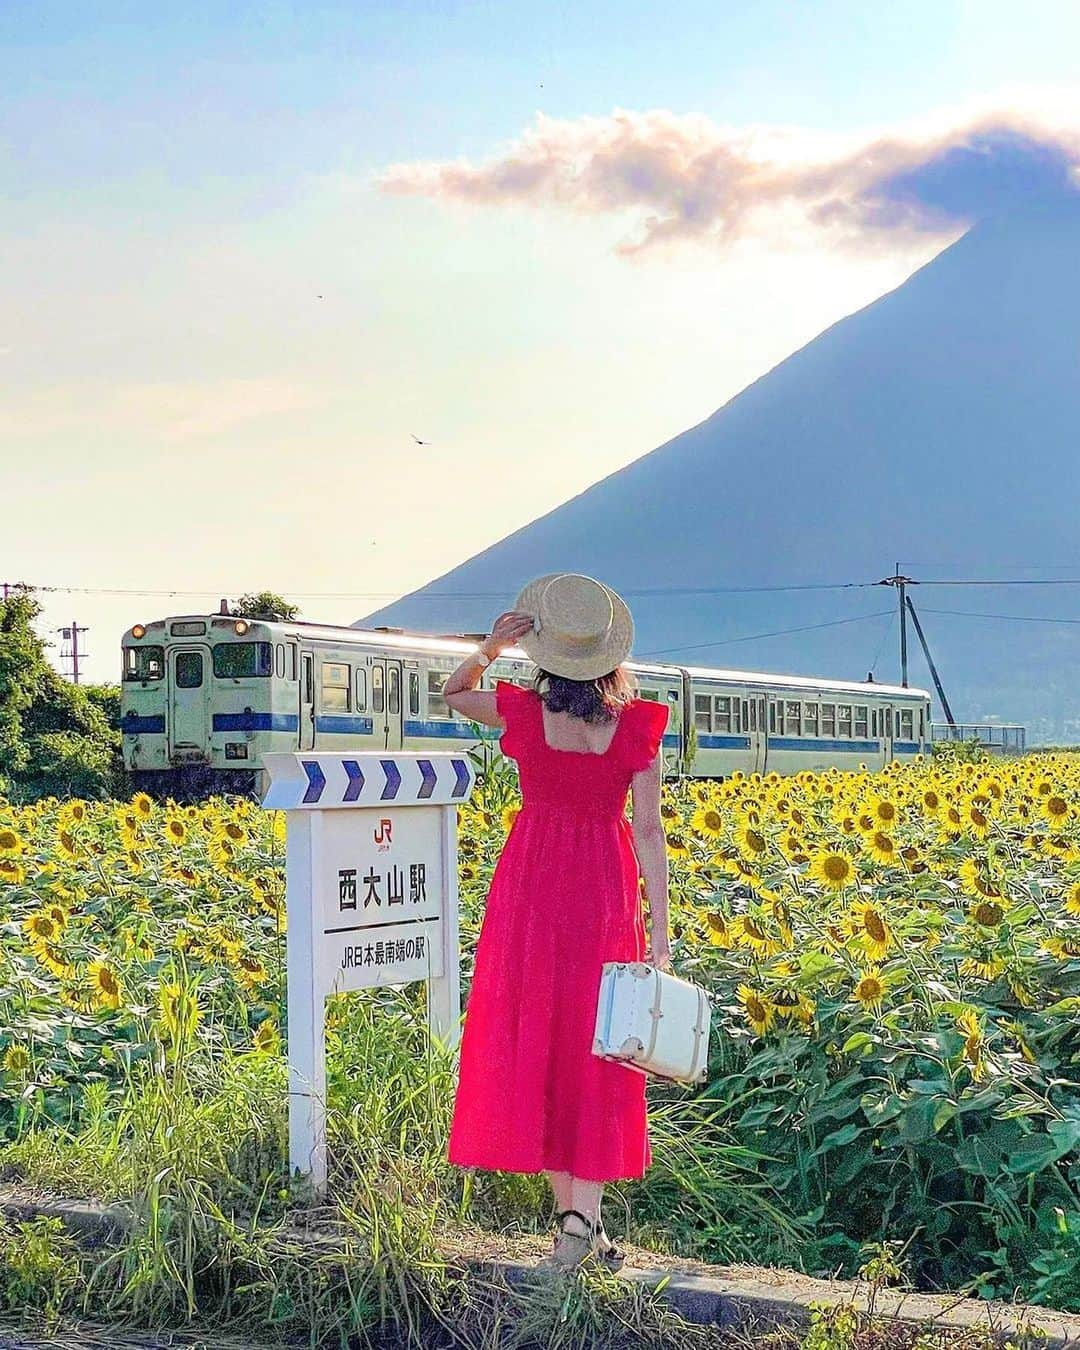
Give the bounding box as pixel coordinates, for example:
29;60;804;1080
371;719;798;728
0;589;121;801
231;591;300;622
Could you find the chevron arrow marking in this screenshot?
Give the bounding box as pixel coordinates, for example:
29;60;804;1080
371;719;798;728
301;760;326;804
417;759;437;799
451;758;470;799
342;760;365;802
380;759;402;800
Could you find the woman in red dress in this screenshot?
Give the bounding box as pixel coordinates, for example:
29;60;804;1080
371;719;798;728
443;573;670;1272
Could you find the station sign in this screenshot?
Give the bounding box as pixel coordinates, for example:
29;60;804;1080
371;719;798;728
262;751;476;1194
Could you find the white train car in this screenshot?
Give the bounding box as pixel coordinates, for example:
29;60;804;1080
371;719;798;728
120;614;930;796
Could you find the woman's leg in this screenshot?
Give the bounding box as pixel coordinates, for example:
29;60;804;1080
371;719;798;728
546;1170;573;1214
569;1177;603;1228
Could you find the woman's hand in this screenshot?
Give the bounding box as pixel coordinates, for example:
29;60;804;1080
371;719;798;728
481;610;534;659
646;935;672;971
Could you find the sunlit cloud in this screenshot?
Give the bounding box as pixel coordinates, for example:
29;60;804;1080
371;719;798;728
378;99;1080;256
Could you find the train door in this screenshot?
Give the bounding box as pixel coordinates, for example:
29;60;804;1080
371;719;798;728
370;657;404;750
750;695;767;773
167;646;210;760
880;704;894;764
299;653;315;750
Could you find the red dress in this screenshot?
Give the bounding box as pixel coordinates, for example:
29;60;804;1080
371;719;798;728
448;681;670;1182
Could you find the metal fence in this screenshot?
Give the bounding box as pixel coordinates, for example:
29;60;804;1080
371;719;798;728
930;723;1027;754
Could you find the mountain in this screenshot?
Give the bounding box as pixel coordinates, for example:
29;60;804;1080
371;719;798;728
361;202;1080;743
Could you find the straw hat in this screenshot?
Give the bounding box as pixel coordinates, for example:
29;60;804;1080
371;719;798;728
512;573;634;680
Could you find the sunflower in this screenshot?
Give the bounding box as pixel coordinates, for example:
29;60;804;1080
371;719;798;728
1044;933;1080;959
735;825;768;861
253;1018;281;1056
920;787;942;814
0;858;25;885
131;791;154;819
164;817;187;846
1045;795;1071;825
235;953;268;990
965;804;991;839
56;829;79;859
157;981;201;1043
703;910;732;947
866;796;900;829
2;1043;30;1076
500;804;520;834
219;820;248;846
0;827;24;857
1064;881;1080;917
940;804;964;836
665;830;691;858
958;857;1003;900
969;897;1007;928
731;913;785;957
809;850;854;892
22;910;60;947
691;805;725;839
852;969;886;1011
736;984;775;1036
771;987;816;1026
660;800;679;822
849;901;893;960
865;831;898;866
956;1008;986;1080
959;951;1005;980
35;943;74;980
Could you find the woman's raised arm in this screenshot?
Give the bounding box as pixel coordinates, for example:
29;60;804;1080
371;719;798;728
443;610;534;727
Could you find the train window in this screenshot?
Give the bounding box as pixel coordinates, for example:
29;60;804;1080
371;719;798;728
427;669;452;719
275;644;285;678
748;701;757;731
769;702;777;733
899;709;914;739
640;688;661;702
355;668;368;712
738;700;747;732
854;706;868;738
871;709;878;736
713;695;730;733
918;707;925;739
124;646;164;681
213;642;272;678
408;671;420;716
174;651;203;689
821;703;836;736
837;704;853;737
804;703;819;736
694;694;712;732
885;707;893;737
387;666;401;715
372;665;385;712
785;700;801;735
290;646;297;682
321;663;351;712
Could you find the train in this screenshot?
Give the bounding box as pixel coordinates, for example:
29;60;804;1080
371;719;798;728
120;611;933;797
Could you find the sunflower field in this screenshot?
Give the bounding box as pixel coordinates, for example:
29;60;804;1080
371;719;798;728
2;752;1080;1319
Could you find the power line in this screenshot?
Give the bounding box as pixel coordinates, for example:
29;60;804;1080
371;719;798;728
920;606;1080;626
19;581;878;600
640;610;895;659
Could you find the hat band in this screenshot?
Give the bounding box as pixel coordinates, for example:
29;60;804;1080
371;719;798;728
534;619;612;650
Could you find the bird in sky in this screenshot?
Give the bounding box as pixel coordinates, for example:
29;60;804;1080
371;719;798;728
411;434;431;446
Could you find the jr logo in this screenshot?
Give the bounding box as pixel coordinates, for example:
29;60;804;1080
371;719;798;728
373;818;393;850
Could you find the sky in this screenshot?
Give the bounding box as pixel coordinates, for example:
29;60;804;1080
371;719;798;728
4;1;1080;682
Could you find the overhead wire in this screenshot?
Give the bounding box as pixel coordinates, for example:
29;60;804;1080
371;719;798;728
640;610;895;659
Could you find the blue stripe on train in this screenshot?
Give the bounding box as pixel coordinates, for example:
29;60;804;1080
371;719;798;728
315;714;374;735
770;737;879;753
122;714;166;734
698;734;751;750
405;719;496;739
213;712;300;732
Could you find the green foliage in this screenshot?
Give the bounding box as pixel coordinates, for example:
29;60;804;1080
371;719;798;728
0;590;121;802
931;737;987;764
0;1217;80;1327
231;591;300;622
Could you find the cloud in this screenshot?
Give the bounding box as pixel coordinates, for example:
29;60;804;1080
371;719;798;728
378;103;1080;255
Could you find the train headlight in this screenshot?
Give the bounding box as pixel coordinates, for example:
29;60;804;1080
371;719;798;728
132;624;146;639
234;620;249;636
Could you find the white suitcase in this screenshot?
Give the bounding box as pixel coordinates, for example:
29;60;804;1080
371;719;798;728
592;962;711;1083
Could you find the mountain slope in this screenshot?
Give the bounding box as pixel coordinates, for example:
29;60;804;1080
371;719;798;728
363;202;1080;742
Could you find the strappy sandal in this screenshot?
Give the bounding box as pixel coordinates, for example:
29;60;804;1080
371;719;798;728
534;1209;626;1274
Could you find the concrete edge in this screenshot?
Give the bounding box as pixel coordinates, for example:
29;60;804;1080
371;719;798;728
3;1186;1080;1348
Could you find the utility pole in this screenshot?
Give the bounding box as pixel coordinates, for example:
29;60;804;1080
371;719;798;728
58;620;89;685
877;566;918;687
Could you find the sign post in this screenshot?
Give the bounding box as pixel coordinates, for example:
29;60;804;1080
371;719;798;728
262;750;476;1195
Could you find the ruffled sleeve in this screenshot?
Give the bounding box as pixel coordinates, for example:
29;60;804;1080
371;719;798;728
495;680;534;761
624;698;670;773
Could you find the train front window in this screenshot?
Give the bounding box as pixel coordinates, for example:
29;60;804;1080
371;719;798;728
175;651;203;689
124;646;164;681
213;642;272;678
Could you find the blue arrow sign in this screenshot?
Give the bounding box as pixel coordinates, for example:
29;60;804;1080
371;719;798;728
380;759;401;800
451;758;470;798
342;760;365;802
417;759;437;799
301;760;326;804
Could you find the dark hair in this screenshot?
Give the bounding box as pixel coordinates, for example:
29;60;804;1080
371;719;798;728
533;666;637;724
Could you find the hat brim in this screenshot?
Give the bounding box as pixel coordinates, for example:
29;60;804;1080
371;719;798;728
512;573;634;680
